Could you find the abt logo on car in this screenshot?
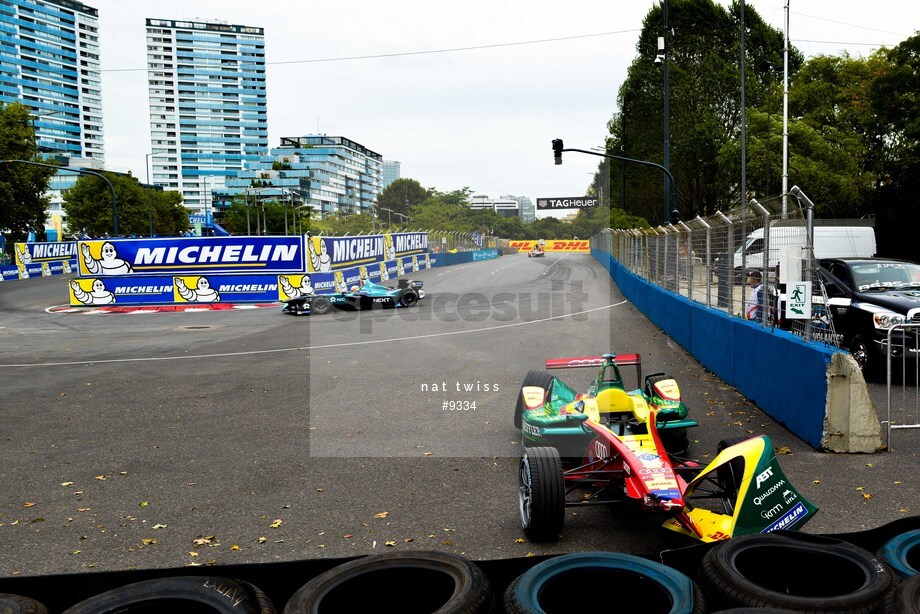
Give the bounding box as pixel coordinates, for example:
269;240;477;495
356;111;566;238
755;467;774;489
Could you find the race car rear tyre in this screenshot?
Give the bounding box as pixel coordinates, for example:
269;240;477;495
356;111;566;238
61;576;269;613
700;532;896;613
0;593;47;614
883;573;920;614
400;290;418;307
503;552;706;614
878;528;920;579
311;297;331;315
519;447;564;542
644;372;671;398
514;370;554;429
283;551;492;614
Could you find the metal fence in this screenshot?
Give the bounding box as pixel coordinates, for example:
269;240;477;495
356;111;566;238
591;195;839;348
886;323;920;450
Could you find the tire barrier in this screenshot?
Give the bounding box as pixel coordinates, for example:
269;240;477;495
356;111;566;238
61;576;273;613
2;517;919;613
879;528;920;579
885;573;920;614
0;593;48;614
503;552;705;614
282;551;492;614
700;532;895;612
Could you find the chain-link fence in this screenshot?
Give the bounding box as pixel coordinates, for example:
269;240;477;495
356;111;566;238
592;195;847;349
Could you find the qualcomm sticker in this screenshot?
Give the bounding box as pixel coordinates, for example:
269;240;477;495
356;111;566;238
785;281;812;320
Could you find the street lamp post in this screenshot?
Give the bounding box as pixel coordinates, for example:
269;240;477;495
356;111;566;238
0;159;118;235
552;141;676;225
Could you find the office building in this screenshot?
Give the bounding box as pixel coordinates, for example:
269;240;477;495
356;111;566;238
1;0;105;159
470;194;521;219
145;17;267;215
382;160;401;189
222;135;382;219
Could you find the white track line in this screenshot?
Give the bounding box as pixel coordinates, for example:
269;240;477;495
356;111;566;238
2;301;627;368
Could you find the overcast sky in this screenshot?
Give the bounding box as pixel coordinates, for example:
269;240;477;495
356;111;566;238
92;0;919;205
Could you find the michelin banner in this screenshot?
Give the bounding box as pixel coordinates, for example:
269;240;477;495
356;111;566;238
76;236;306;276
306;232;428;273
70;254;433;306
15;241;78;266
1;260;74;282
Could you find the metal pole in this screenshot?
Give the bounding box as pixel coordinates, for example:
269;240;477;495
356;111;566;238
782;0;790;218
740;0;748;314
790;186;815;341
694;216;713;307
663;0;671;224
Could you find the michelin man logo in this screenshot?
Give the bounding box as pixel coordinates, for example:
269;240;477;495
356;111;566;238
71;279;115;305
396;258;405;277
384;234;396;260
411;256;419;272
334;271;348;293
279;274;313;300
308;237;332;272
175;276;220;302
82;241;134;275
15;244;32;265
379;262;389;281
424;254;431;269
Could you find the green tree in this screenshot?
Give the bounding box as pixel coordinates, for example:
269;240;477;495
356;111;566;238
869;34;920;259
63;172;189;236
376;178;428;219
0;102;56;244
607;0;800;222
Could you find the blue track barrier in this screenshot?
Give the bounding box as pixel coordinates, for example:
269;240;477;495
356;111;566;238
593;248;833;449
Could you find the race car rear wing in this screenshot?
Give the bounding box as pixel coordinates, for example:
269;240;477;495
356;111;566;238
545;353;641;370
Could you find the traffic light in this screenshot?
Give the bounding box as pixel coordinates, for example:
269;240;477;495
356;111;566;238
552;139;564;165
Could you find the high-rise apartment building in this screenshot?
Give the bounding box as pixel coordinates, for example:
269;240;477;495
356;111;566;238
223;135;382;219
1;0;105;159
382;160;401;189
145;18;267;215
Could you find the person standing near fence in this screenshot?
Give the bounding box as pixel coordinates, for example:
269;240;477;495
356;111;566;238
745;271;764;320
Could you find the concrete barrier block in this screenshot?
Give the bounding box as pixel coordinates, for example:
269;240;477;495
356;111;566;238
823;352;883;453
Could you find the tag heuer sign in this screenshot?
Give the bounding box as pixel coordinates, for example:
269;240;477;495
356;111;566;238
537;197;600;210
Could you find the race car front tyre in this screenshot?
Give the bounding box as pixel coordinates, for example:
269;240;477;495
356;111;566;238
700;531;896;613
712;437;749;515
878;528;920;579
519;447;564;542
514;370;554;429
283;551;493;614
504;552;706;614
310;297;331;315
61;576;269;613
400;290;418;307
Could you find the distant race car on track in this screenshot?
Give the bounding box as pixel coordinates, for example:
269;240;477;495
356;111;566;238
514;353;818;542
281;278;425;315
528;246;545;258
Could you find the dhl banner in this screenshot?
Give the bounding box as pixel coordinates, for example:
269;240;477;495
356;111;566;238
508;240;590;253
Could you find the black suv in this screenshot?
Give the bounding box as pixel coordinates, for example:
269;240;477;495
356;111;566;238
818;258;920;375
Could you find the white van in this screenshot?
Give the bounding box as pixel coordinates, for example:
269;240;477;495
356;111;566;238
733;225;876;273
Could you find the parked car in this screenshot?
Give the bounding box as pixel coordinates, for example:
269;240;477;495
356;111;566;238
818;257;920;375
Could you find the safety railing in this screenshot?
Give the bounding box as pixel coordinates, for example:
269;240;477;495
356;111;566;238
885;322;920;450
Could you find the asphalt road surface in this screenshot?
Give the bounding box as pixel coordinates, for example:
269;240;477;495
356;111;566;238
0;253;916;580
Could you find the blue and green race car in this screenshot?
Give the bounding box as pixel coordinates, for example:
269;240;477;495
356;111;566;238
281;278;425;315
